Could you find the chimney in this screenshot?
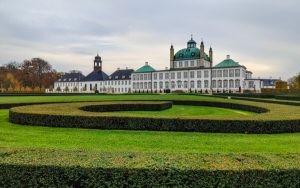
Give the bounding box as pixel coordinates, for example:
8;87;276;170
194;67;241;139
145;62;148;65
165;67;168;70
226;55;230;59
117;67;120;70
126;67;128;70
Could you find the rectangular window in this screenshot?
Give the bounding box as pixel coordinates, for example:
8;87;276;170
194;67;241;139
177;72;181;79
217;70;222;77
235;69;240;77
229;70;234;77
190;61;194;67
159;73;163;80
184;72;188;79
212;70;216;78
144;74;147;80
171;72;175;79
184;61;188;67
179;62;183;68
190;71;195;78
197;71;201;78
223;70;228;77
249;81;254;88
204;70;209;78
154;73;157;80
165;72;169;79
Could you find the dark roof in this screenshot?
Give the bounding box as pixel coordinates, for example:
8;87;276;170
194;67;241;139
82;70;108;81
57;72;85;82
109;69;134;80
262;79;278;86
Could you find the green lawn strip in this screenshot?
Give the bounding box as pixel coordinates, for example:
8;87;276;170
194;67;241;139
1;110;300;153
0;148;299;170
111;105;255;117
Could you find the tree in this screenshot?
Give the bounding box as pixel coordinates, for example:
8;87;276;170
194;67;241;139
275;80;288;89
73;86;78;92
288;73;300;91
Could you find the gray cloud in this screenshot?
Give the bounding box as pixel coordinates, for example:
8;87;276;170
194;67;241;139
0;0;299;79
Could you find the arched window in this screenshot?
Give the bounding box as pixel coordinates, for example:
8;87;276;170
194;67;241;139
165;81;169;89
229;80;234;88
190;81;195;88
218;80;222;88
235;79;240;88
171;81;175;89
212;80;216;88
184;81;188;88
197;80;201;88
223;80;228;88
177;81;182;88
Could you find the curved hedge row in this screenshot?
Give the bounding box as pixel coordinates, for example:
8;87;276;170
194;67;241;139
80;102;172;112
9;100;300;134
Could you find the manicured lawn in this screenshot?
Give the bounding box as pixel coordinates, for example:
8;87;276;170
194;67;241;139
112;105;254;116
1;109;299;153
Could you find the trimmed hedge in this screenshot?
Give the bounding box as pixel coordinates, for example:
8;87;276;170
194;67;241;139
213;93;275;98
80;102;172;112
1;164;299;187
275;95;300;101
9;100;300;134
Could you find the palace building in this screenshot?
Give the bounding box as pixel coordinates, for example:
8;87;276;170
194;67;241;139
50;37;277;94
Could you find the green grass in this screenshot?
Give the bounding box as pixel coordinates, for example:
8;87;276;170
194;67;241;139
1;94;300;175
112;105;254;116
1;109;299;154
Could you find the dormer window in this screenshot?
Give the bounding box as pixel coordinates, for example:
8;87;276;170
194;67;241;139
69;78;72;81
74;78;77;81
115;76;118;79
63;79;66;81
122;75;125;79
109;76;112;79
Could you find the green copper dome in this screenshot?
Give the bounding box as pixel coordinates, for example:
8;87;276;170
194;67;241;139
174;47;210;61
214;57;241;68
135;63;156;73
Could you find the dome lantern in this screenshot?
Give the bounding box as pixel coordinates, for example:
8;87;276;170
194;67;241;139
187;35;197;48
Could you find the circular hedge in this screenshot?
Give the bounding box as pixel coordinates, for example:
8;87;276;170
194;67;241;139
8;100;300;134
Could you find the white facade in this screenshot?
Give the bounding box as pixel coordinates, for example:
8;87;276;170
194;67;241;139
48;38;277;94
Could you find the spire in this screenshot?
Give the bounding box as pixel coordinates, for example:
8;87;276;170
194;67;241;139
201;40;204;47
191;34;193;40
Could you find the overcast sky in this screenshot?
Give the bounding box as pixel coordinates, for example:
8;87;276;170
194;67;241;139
0;0;299;80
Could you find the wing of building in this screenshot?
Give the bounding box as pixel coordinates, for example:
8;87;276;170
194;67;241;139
48;37;279;94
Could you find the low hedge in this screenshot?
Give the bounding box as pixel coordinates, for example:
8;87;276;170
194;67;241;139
9;100;300;134
213;93;275;98
275;95;300;101
80;102;172;112
1;164;299;187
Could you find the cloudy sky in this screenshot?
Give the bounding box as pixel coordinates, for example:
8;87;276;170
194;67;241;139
0;0;299;80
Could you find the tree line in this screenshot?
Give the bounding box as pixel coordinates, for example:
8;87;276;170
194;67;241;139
0;58;61;92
